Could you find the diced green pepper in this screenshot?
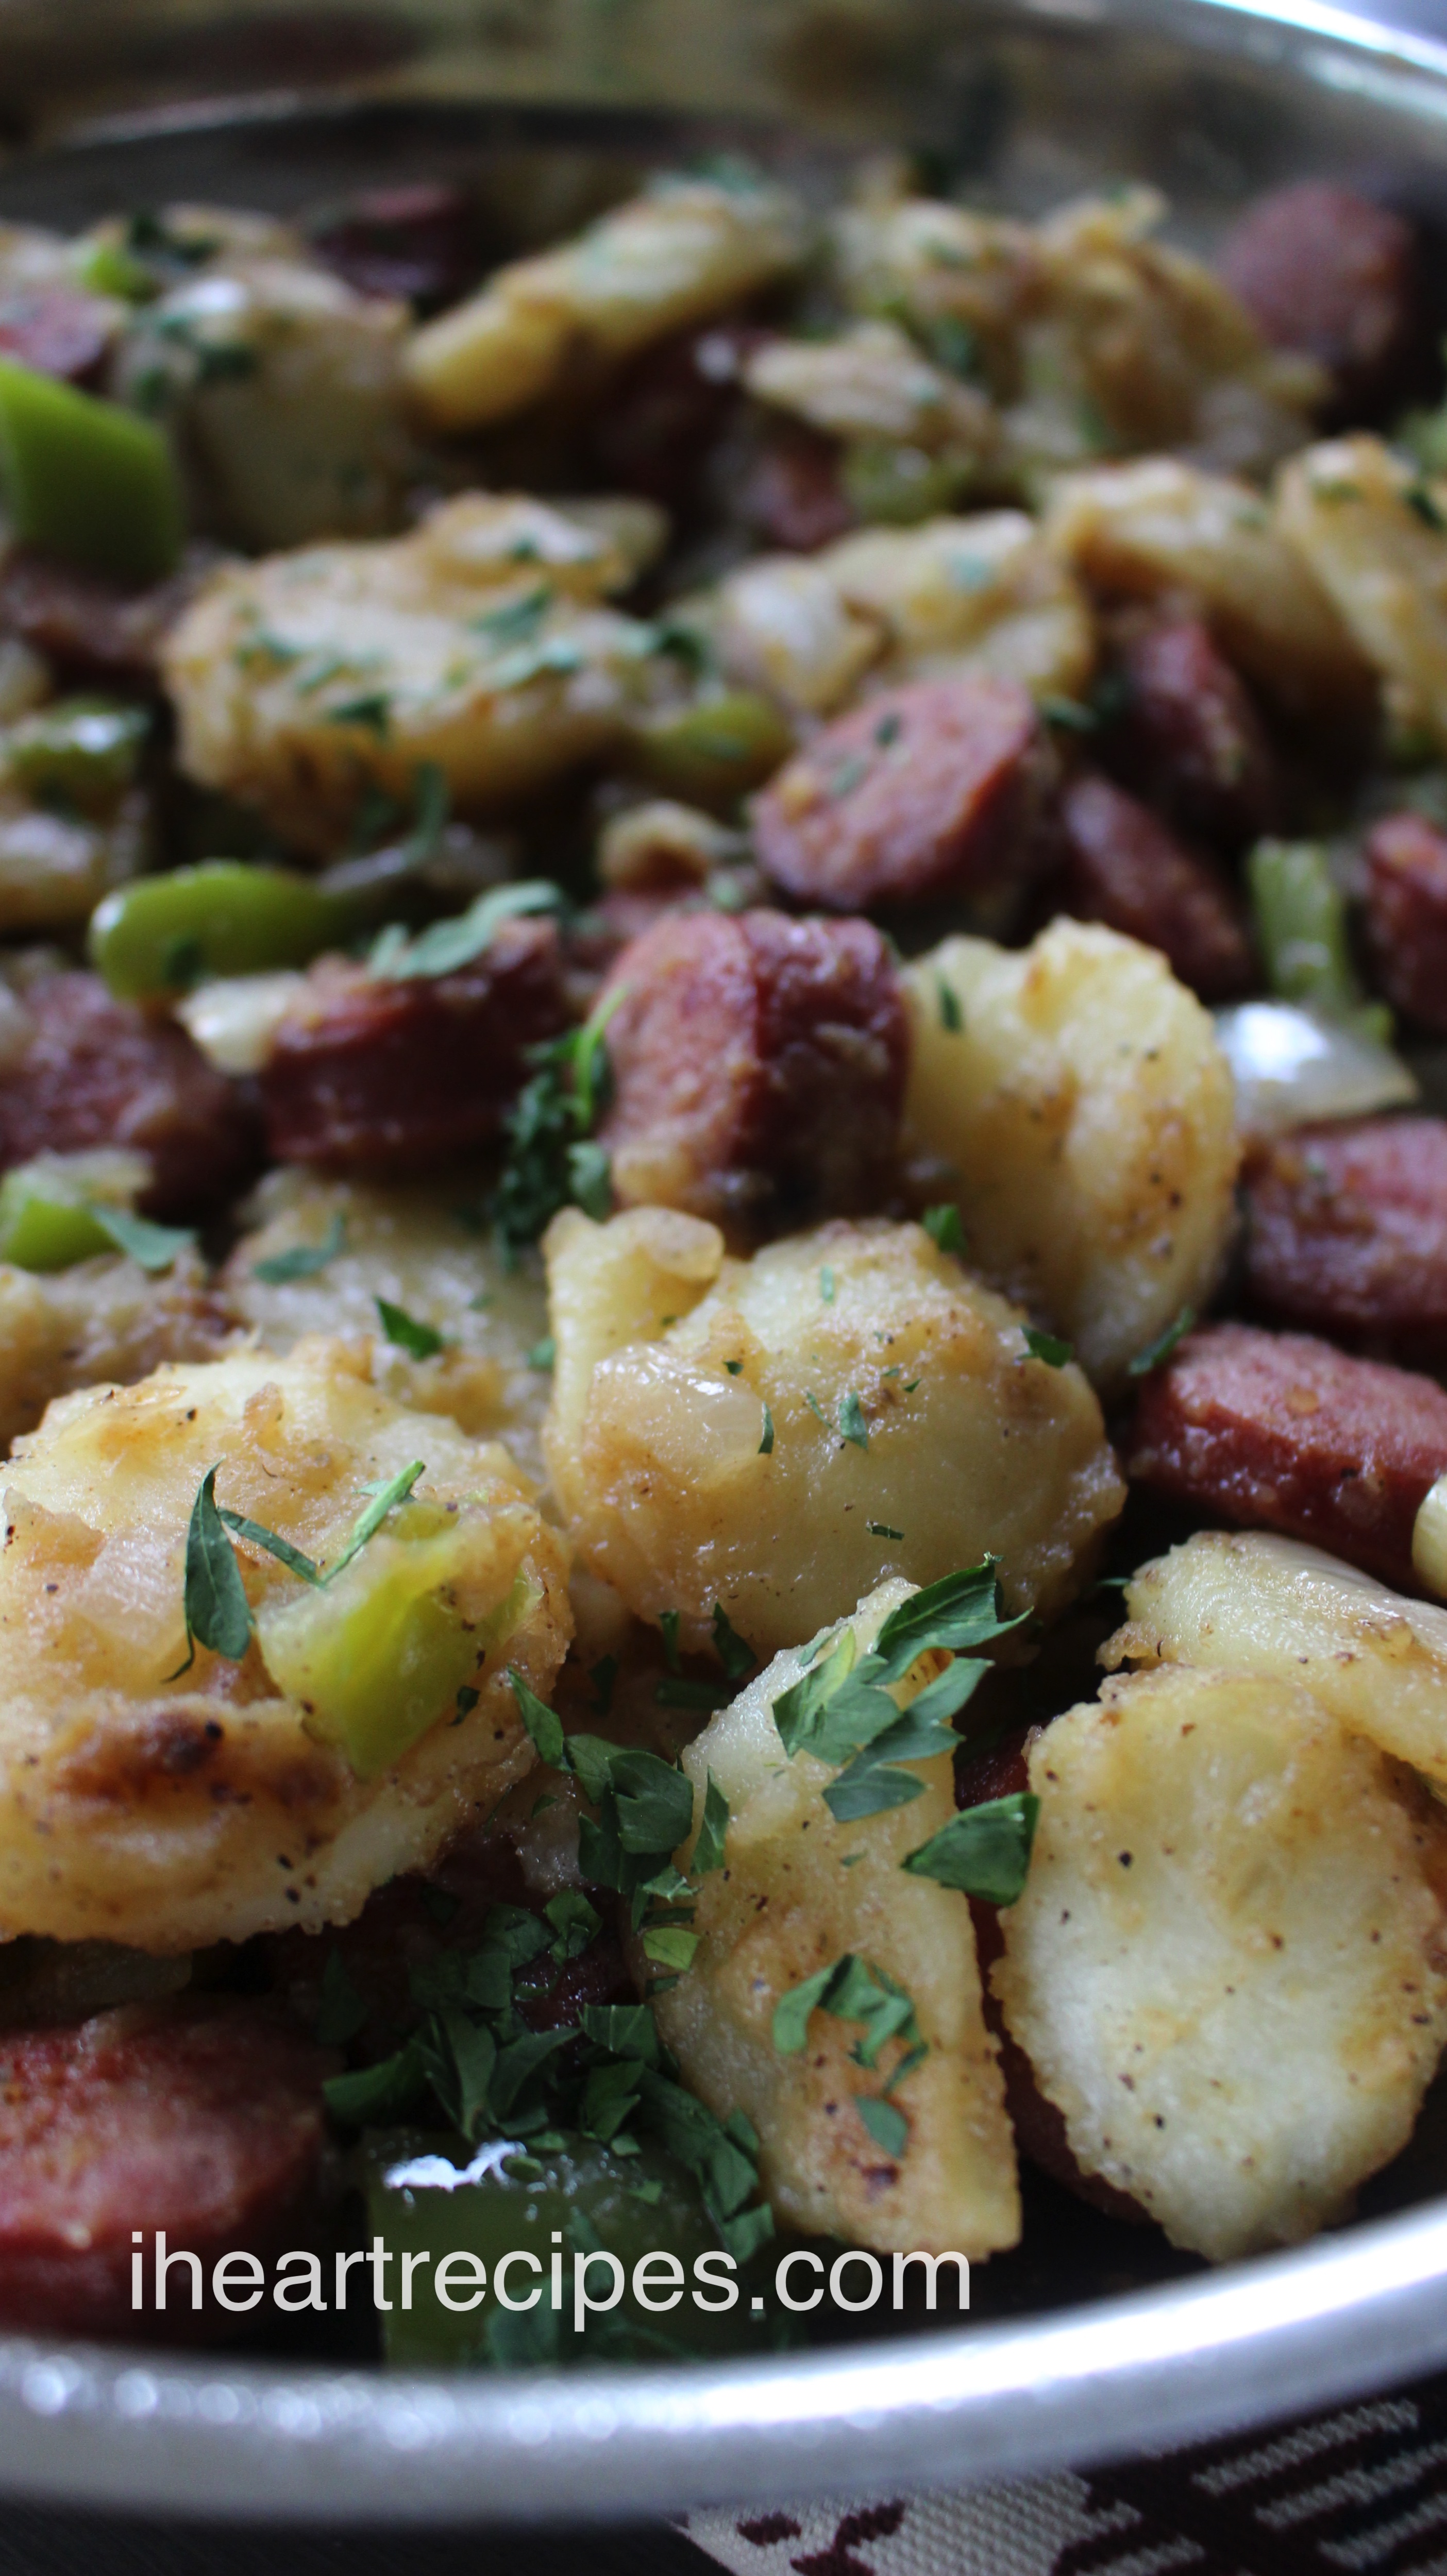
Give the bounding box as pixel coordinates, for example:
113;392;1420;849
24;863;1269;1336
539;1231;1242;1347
0;358;183;585
0;1149;160;1273
842;439;974;526
88;860;350;999
72;239;161;305
1247;838;1391;1041
0;1176;115;1272
257;1505;524;1780
363;2131;768;2368
624;691;794;811
7;697;150;817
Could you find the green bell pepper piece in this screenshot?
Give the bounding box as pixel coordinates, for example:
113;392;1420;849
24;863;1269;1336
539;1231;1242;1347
364;2132;768;2368
7;697;150;816
0;1174;115;1272
1247;838;1391;1041
0;358;183;585
88;860;349;999
625;690;794;811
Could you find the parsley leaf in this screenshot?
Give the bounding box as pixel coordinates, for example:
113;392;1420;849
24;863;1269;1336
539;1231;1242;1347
327;1460;425;1582
1127;1303;1196;1377
936;978;962;1033
169;1464;253;1676
711;1602;756;1681
217;1509;320;1588
87;1205;195;1273
758;1402;775;1456
922;1202;966;1254
489;988;624;1257
902;1791;1040;1904
855;2094;908;2157
509;1668;567;1769
369;879;563;985
375;1297;445;1361
692;1770;729;1875
839;1390;869;1449
252;1210;346;1284
1023;1326;1073;1367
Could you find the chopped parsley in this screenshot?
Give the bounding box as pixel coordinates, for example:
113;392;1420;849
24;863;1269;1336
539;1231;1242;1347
758;1402;775;1456
1023;1326;1073;1367
839;1389;869;1449
375;1298;445;1361
936;979;963;1033
1127;1303;1196;1378
902;1792;1040;1905
922;1202;966;1255
252;1210;347;1285
489;988;624;1257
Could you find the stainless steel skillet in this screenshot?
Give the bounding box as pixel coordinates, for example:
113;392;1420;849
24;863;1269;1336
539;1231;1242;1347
0;0;1445;2521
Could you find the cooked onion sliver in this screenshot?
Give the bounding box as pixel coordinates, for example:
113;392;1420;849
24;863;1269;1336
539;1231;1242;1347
1214;998;1417;1137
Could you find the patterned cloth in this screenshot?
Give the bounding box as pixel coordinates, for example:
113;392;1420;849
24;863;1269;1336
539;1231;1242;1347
683;2374;1447;2575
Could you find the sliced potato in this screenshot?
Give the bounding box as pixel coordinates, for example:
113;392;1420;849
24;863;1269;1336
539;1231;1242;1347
1106;1527;1447;1793
1044;455;1371;719
654;1578;1019;2259
904;919;1239;1394
161;491;670;850
820;510;1095;703
0;789;148;935
711;554;884;716
405;177;807;432
115;257;412;550
223;1170;550;1484
0;1247;231;1456
995;1663;1447;2261
543;1207;1123;1657
743;322;991;452
1276;434;1447;754
0;1338;568;1950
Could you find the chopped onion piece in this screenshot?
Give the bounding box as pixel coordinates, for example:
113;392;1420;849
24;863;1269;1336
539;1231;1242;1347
1214;999;1418;1138
1415;1473;1447;1601
176;969;308;1077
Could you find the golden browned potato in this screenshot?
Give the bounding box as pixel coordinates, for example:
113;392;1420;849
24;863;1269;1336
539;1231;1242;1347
161;491;670;852
820;511;1095;704
223;1171;550;1484
904;919;1239;1394
543;1207;1124;1657
1105;1528;1447;1793
405;176;807;431
743;321;993;454
0;1338;568;1951
1275;435;1447;754
995;1664;1447;2262
1044;455;1371;719
654;1579;1019;2259
0;1247;231;1459
708;554;885;716
114;257;413;550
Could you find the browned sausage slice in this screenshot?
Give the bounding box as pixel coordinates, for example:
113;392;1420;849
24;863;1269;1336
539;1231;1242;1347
0;287;114;387
1218;182;1423;417
1103;618;1278;851
1366;812;1447;1036
0;971;260;1219
751;674;1050;912
258;916;568;1171
305;184;477;310
598;906;907;1231
0;548;210;683
1126;1319;1447;1590
1244;1117;1447;1366
0;2002;330;2337
1057;771;1254;1000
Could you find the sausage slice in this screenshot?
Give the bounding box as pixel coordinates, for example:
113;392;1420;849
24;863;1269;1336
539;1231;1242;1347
1366;812;1447;1036
0;971;260;1219
0;2002;330;2337
598;905;908;1231
1245;1117;1447;1365
1057;771;1253;1000
1103;618;1278;851
1126;1318;1447;1590
258;916;568;1170
1219;182;1424;418
751;674;1050;911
